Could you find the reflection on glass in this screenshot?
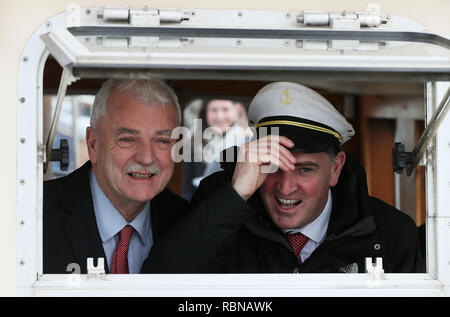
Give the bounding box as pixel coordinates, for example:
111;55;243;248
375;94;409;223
182;98;253;199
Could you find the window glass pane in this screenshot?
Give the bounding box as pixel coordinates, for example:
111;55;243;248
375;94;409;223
43;95;94;180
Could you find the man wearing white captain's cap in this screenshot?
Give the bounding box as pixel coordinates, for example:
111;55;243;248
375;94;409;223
142;82;425;274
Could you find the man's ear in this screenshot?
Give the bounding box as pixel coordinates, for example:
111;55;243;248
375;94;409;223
86;127;98;164
329;151;346;187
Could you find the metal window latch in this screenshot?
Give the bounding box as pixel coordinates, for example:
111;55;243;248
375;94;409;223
97;6;191;25
392;142;414;174
87;257;106;277
50;139;69;171
393;87;450;176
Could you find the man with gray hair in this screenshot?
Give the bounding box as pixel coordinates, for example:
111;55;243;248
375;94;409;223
44;79;189;274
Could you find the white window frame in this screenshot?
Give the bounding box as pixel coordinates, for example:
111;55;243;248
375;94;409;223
16;8;450;297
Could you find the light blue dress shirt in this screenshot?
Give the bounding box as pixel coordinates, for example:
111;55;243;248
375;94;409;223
89;168;153;273
283;189;332;263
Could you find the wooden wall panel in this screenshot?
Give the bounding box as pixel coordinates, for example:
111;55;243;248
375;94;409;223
361;118;396;206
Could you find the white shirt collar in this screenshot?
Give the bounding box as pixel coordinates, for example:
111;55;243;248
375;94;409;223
283;189;332;244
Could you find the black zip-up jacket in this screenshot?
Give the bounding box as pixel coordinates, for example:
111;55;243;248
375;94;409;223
142;154;425;273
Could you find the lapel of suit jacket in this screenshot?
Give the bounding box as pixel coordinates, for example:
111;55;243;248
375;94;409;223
150;191;163;242
60;161;109;273
149;189;177;243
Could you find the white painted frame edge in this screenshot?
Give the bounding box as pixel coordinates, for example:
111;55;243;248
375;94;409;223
16;9;450;297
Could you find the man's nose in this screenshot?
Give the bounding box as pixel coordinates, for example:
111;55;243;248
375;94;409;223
134;142;155;166
276;171;298;195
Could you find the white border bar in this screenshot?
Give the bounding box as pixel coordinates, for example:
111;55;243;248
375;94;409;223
17;8;449;297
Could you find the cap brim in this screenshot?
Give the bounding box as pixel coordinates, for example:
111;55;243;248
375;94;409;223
257;124;339;153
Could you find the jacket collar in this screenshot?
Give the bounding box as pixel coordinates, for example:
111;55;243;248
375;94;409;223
326;154;374;237
149;189;173;241
60;161;108;273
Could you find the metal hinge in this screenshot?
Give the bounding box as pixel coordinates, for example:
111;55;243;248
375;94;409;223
297;10;390;29
97;6;191;26
38;143;46;163
95;36;190;49
296;7;390;51
296;39;388;51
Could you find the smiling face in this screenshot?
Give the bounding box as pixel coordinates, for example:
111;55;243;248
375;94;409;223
206;99;238;135
259;151;345;230
86;88;178;218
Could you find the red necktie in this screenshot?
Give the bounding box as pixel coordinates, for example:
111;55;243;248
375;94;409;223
111;225;134;274
287;233;309;263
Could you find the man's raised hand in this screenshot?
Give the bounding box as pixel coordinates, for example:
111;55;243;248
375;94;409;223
231;135;296;201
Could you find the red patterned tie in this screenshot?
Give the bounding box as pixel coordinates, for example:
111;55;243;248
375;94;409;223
287;233;309;263
111;225;134;274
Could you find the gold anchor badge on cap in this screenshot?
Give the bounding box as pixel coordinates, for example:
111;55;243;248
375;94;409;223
280;89;295;105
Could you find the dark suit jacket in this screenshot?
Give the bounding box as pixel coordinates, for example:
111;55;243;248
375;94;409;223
43;161;190;274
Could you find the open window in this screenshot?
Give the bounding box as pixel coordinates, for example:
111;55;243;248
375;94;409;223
17;6;450;296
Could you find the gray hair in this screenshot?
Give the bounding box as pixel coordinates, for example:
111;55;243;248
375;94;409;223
90;79;181;128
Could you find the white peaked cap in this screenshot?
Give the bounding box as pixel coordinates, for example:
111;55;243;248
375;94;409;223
248;82;355;148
